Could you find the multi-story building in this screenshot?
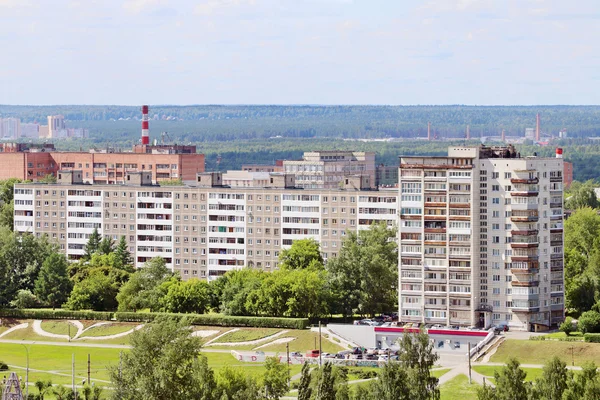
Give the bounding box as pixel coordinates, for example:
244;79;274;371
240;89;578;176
47;115;65;138
398;145;564;332
283;151;376;189
375;164;399;187
563;161;573;188
14;171;397;280
0;143;205;183
0;118;21;139
242;160;284;173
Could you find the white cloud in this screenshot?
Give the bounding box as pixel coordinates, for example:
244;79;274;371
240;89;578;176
122;0;165;14
194;0;256;16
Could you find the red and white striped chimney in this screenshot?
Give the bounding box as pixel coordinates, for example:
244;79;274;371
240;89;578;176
141;105;149;145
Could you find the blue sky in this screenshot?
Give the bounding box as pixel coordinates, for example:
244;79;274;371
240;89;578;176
1;0;599;105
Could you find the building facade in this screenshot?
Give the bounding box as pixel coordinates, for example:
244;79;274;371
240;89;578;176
398;146;564;332
283;151;376;189
0;143;205;183
14;172;397;280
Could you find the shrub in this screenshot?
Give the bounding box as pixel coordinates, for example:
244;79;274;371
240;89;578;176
114;312;309;329
0;309;113;321
9;290;40;309
578;311;600;334
0;361;7;371
584;333;600;343
560;317;574;336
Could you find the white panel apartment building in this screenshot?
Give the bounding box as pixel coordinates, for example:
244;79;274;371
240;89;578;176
14;171;397;281
398;146;564;331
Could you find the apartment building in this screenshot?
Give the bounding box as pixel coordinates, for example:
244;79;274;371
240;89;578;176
14;172;397;281
283;151;376;189
0;143;205;183
398;145;564;332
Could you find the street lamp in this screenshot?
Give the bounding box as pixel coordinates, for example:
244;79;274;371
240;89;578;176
20;344;29;400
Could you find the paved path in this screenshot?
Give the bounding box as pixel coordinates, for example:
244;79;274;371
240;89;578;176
0;323;28;338
205;330;289;347
75;324;144;341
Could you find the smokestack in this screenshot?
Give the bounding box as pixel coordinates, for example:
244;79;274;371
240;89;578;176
556;148;563;158
501;129;505;142
427;122;431;141
535;113;540;142
466;125;470;140
141;105;149;145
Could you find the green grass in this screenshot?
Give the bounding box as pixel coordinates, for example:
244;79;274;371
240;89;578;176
40;321;78;338
79;323;135;338
1;325;68;342
491;339;600;366
249;330;346;353
440;374;480;400
212;328;281;343
540;332;584;340
472;366;544;382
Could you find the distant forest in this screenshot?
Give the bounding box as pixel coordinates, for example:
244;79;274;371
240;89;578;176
2;104;600;182
3;105;600;143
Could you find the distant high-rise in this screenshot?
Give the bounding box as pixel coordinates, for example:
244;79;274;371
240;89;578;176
0;118;21;139
47;115;65;138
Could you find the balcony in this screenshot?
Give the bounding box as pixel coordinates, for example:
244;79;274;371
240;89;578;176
424;202;447;208
511;305;540;313
551;254;563;260
550;176;562;182
424;241;447;246
400;215;422;220
511;255;539;262
511;265;539;274
449;202;470;208
448;215;471;221
551;240;563;247
510;177;539;184
511;237;539;248
511;190;539;197
550;202;562;208
511;212;539;223
511;280;539;287
424;228;446;233
424;215;447;221
475;304;493;312
550;227;563;233
511;230;538;236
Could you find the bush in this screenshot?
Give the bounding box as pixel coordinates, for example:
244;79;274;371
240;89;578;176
584;333;600;343
529;336;546;341
0;309;113;321
114;312;309;329
9;290;40;309
560;317;574;336
0;361;7;371
578;311;600;334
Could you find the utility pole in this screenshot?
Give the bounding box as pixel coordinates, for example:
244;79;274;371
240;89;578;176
72;353;77;400
88;354;91;385
119;351;123;380
468;342;472;384
570;346;574;366
68;324;71;342
286;342;290;389
318;321;322;367
20;344;29;400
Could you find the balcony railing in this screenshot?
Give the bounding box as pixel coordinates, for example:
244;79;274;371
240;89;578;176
511;280;540;287
510;177;539;184
511;230;538;236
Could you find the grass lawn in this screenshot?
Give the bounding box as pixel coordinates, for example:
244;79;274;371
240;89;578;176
491;339;600;366
472;365;544;382
251;330;346;353
79;323;135;338
40;321;79;338
440;374;480;400
541;332;583;340
212;328;281;343
1;325;68;342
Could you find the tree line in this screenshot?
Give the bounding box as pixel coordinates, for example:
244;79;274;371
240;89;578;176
1;223;398;320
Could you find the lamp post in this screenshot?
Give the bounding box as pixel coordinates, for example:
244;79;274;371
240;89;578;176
20;344;29;400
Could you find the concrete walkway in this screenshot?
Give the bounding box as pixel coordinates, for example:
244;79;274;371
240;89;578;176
205;330;289;347
0;323;28;338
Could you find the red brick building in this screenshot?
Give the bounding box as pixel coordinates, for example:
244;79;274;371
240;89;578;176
0;143;204;183
564;161;573;188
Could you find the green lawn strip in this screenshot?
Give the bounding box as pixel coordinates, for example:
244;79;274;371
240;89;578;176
251;330;346;353
79;323;136;338
1;325;70;342
212;328;281;343
472;366;543;382
491;339;600;366
40;321;79;338
440;374;480;400
541;332;583;340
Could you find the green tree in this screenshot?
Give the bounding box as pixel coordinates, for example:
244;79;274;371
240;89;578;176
216;366;260;400
38;174;57;184
52;385;69;400
83;228;101;260
315;363;336;400
117;257;172;311
564;207;600;261
563;362;598;400
327;222;398;317
566;180;599;209
114;236;133;270
34;253;72;309
66;269;121;311
262;357;288;400
578;310;600;333
492;358;529;400
477;383;497;400
0;200;14;229
10;289;40;309
559;317;574;336
566;274;598;316
533;356;568;400
279;238;323;270
398;331;440;400
98;236;115;255
81;383;102;400
371;362;410;400
160;278;211;314
298;362;312;400
220;269;264;315
34;379;53;400
109;316;208;400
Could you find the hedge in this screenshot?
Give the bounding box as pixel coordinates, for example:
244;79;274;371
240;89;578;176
584;333;600;343
115;312;309;329
0;309;114;321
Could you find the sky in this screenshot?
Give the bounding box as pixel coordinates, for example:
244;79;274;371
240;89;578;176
1;0;599;105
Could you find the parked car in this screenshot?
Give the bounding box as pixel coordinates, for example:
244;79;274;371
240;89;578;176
322;353;335;359
305;350;320;358
290;351;302;357
493;323;509;334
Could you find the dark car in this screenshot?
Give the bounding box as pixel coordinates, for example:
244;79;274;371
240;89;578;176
494;323;509;334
